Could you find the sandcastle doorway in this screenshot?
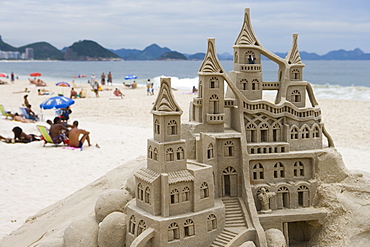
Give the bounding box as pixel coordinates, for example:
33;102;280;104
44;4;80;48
222;166;238;197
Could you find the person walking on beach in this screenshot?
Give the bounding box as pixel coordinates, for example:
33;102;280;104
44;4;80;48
68;120;91;148
107;72;112;85
93;81;99;97
101;72;105;85
10;72;15;83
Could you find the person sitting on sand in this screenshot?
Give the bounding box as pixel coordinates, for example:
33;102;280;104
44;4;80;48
68;120;91;148
113;88;124;98
36;79;47;87
70;88;78;99
49;117;69;144
25;104;38;121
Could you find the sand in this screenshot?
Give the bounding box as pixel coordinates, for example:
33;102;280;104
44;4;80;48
0;78;370;246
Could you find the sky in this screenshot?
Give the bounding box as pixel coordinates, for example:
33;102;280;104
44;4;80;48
0;0;369;55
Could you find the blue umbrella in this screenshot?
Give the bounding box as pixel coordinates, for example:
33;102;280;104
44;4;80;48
40;96;75;109
124;75;138;80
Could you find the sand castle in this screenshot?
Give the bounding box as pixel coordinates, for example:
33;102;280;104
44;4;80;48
125;8;336;247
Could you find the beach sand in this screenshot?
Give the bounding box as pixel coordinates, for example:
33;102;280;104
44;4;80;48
0;78;370;245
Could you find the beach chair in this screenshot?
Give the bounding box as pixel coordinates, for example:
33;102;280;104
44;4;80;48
0;105;12;119
36;125;67;147
20;107;38;121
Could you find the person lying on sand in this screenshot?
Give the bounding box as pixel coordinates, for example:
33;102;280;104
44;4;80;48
35;79;47;87
13;88;30;94
7;112;36;123
68;120;91;148
0;126;40;143
38;89;53;95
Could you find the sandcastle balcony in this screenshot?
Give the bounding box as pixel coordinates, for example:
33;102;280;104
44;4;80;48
239;64;261;72
224;98;236;108
193;98;202;106
206;113;225;124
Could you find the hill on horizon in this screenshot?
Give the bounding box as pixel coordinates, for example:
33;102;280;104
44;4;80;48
1;35;370;61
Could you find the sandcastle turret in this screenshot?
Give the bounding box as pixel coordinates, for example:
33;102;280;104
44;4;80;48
229;8;263;100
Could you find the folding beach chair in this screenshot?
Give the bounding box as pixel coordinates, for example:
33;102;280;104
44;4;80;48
0;105;12;119
36;125;67;147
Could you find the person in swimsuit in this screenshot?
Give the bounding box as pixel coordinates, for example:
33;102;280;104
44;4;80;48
68;120;91;148
49;117;69;144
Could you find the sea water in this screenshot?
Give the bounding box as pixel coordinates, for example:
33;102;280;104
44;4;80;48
1;60;369;101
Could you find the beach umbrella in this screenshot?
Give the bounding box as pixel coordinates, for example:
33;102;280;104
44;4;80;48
0;73;6;77
73;74;86;78
30;72;42;77
40;96;75;110
56;82;71;87
124;75;138;80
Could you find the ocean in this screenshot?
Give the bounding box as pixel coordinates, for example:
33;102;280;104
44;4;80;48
1;60;369;101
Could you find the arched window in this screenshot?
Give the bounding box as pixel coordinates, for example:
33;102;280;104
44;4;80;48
252;163;264;180
291;69;301;80
170;189;179;204
292;90;301;102
272;122;281;142
182;186;190;202
240;79;248;90
137;220;147;236
294;161;304;177
145;187;151;204
207;143;214;159
176;147;184;160
297;185;309;207
251;79;259;90
154;119;160;134
301;126;310;139
184;219;195;237
168;222;179;241
246;123;257;143
209;77;219;88
200;182;209;199
209;94;219;114
207;214;217;231
224;140;234;157
166;148;174;161
259;123;269;142
277;187;290;209
245;50;256;64
137;183;143;201
129;215;136;234
167;120;177;135
273;162;285;178
291;126;299;139
312;125;320;138
153;148;158;161
148;146;153;159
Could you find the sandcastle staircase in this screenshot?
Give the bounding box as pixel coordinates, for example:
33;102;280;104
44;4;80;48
211;197;256;247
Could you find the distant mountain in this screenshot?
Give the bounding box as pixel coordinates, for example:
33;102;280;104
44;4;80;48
0;36;18;51
156;51;187;60
185;53;205;60
109;48;141;58
118;44;171;60
64;40;121;61
19;42;64;60
273;48;370;60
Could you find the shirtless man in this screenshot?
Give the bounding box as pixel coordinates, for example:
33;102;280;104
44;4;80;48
49;117;69;144
68;120;91;148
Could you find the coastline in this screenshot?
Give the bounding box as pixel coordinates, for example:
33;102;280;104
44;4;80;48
1;78;370;241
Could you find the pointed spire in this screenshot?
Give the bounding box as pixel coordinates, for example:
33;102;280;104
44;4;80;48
199;38;224;74
286;33;304;65
234;8;260;46
151;77;182;114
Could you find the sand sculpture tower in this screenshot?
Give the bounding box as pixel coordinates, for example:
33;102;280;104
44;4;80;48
126;78;224;247
126;8;335;247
